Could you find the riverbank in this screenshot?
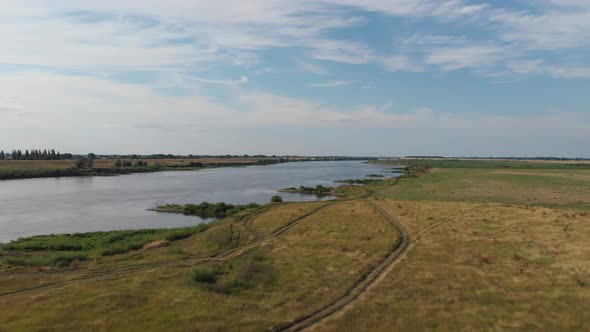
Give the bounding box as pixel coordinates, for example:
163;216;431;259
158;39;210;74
0;157;286;181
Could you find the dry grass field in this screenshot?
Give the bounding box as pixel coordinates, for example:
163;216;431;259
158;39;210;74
1;159;589;331
319;200;590;331
0;157;267;171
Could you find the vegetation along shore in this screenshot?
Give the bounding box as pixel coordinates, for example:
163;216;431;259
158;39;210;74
0;150;376;181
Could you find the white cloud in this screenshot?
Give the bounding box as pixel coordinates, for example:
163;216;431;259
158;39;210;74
308;80;355;88
2;0;590;80
2;0;590;157
2;71;587;133
490;9;590;50
424;45;513;71
1;70;587;155
188;76;249;85
322;0;488;18
381;55;424;72
295;59;330;75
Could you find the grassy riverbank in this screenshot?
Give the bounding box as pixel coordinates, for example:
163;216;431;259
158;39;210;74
0;225;209;267
0;157;286;180
1;159;589;330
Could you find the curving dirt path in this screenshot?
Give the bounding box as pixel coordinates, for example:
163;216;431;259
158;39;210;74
274;197;411;332
297;202;484;331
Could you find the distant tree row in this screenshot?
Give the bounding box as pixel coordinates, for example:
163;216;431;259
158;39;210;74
114;159;148;168
0;149;73;160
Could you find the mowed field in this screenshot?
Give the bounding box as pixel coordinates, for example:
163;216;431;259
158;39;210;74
381;159;590;210
1;159;589;331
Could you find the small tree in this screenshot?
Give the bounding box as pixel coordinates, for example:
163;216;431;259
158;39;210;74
271;195;283;203
75;157;94;169
75;157;88;169
0;150;4;160
86;153;95;168
114;159;122;168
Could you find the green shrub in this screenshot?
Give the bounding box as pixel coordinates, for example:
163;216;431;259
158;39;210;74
189;266;219;284
2;253;87;267
178;202;260;218
271;195;283;203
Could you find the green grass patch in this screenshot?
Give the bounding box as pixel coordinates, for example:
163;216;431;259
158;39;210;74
189;250;277;294
0;224;210;267
397;159;590;170
155;202;261;218
379;165;590;210
279;185;333;195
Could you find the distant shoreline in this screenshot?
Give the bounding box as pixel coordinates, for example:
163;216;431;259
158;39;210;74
0;158;373;181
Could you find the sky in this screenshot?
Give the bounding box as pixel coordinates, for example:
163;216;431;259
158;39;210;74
1;0;589;157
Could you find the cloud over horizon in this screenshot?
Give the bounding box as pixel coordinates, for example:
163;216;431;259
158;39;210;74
1;1;589;156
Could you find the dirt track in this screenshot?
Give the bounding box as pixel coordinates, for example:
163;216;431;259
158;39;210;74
274;198;411;332
0;200;337;299
1;193;414;332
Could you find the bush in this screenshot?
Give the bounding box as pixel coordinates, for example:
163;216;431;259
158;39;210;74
179;202;260;218
232;252;277;289
271;195;283;203
189;266;219;283
2;253;88;267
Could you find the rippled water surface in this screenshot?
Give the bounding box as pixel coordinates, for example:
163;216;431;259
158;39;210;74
0;161;399;242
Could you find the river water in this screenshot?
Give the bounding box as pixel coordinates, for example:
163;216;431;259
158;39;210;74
0;161;399;243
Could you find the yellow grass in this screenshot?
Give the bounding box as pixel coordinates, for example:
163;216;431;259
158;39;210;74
319;200;590;331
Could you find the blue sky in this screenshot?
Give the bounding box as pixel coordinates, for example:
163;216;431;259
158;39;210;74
1;0;589;157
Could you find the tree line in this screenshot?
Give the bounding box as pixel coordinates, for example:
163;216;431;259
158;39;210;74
0;149;73;160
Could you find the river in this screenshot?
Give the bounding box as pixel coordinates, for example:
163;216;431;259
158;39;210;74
0;160;399;242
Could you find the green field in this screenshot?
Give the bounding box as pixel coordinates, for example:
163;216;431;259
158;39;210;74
1;159;589;331
372;159;590;210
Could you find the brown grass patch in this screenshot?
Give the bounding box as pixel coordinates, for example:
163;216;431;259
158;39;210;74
319;200;590;331
142;240;170;251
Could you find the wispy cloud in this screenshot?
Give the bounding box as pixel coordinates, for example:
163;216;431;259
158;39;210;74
188;76;249;85
295;59;330;75
308;80;355;88
2;1;590;79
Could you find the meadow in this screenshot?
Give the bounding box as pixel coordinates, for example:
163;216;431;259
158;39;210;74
1;159;589;331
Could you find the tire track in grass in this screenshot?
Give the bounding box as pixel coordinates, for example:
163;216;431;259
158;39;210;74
297;202;485;331
274;197;411;332
0;200;340;299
